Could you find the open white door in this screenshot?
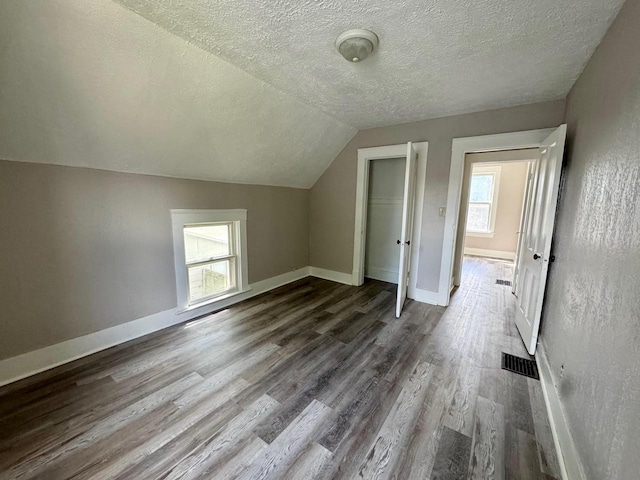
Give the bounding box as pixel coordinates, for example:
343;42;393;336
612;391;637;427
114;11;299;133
512;161;534;294
514;125;566;354
396;142;418;317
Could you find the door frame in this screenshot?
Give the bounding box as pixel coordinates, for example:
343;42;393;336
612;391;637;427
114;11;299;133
352;142;428;298
438;129;555;306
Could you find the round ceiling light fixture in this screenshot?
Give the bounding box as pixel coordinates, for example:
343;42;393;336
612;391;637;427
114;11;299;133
335;29;378;63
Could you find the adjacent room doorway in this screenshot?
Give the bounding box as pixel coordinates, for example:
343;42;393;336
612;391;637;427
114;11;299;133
439;126;567;354
452;149;536;289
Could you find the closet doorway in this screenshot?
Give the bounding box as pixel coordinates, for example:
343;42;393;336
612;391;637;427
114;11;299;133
353;142;428;317
364;157;405;284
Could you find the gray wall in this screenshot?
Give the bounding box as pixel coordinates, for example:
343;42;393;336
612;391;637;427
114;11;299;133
539;0;640;478
0;161;309;360
310;100;565;292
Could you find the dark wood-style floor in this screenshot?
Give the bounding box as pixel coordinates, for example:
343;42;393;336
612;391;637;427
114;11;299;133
0;257;560;479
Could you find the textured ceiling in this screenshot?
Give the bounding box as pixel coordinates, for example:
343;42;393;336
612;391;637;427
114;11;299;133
114;0;625;129
0;0;355;188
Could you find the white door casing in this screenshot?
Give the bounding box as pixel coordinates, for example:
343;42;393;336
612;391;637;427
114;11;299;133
440;128;556;307
396;142;418;317
514;125;567;354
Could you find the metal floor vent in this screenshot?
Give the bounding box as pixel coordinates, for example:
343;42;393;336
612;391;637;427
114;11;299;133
496;279;512;286
501;352;539;380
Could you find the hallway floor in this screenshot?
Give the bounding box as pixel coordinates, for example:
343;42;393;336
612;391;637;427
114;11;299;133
0;257;560;479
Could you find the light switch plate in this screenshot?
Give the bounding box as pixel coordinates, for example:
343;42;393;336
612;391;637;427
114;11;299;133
439;207;446;217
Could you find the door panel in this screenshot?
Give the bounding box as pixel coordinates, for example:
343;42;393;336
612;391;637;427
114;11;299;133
396;142;417;317
512;162;533;293
514;125;566;354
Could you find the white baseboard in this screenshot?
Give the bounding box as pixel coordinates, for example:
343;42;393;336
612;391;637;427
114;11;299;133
246;267;311;296
0;267;310;387
364;266;398;284
308;266;353;285
464;247;516;261
536;345;585;480
408;287;439;306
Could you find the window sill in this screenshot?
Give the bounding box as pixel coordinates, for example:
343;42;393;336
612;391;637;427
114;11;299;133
176;287;252;315
466;231;495;238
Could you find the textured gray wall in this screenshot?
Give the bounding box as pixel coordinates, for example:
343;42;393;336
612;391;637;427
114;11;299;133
0;161;309;360
540;0;640;478
309;100;565;291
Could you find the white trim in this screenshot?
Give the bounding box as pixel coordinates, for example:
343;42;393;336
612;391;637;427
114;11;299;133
536;345;586;480
353;144;407;285
463;247;516;261
367;196;403;206
438;128;555;306
466;231;495;238
409;143;428;303
176;286;252;313
0;267;309;387
364;267;398;284
170;208;248;220
407;286;439;305
353;142;428;295
309;267;354;285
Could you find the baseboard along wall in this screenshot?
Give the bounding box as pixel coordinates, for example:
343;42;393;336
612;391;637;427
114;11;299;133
536;345;586;480
308;266;354;285
464;247;516;261
364;266;398;284
1;267;307;387
0;264;444;387
408;287;440;305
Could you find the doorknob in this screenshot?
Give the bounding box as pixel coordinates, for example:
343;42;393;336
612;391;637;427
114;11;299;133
533;253;541;260
405;240;410;245
397;239;401;245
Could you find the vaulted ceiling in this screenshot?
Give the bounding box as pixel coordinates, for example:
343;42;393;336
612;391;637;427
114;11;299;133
0;0;355;188
115;0;625;128
0;0;625;188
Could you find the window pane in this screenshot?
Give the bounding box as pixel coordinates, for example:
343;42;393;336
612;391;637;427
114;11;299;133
184;224;230;263
188;260;234;302
469;174;494;202
467;203;491;232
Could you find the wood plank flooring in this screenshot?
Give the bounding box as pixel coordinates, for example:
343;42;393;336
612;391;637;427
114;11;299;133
0;257;560;479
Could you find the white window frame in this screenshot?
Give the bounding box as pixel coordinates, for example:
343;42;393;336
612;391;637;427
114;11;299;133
466;165;502;237
171;209;249;310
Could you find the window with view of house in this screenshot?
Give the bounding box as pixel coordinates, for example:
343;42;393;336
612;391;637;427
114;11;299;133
184;223;236;303
171;210;248;308
466;165;501;235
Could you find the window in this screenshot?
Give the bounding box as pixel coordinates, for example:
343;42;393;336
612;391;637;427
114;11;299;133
184;223;235;303
466;165;501;235
172;210;248;308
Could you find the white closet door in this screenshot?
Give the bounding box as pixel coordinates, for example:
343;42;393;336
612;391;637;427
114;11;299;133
396;142;418;317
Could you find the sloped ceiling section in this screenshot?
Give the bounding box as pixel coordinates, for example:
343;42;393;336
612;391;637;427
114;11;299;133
115;0;625;129
0;0;356;188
